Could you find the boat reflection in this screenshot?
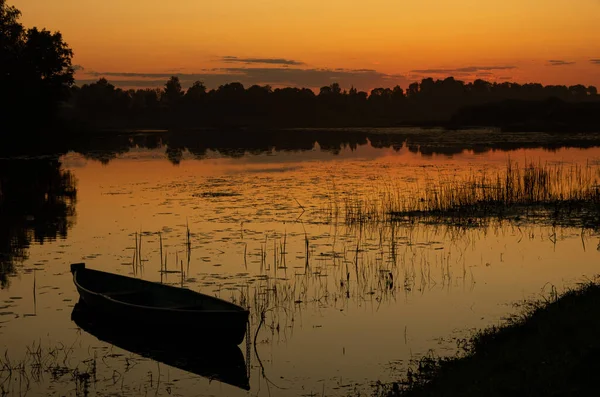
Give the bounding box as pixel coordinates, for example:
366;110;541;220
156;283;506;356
71;302;250;391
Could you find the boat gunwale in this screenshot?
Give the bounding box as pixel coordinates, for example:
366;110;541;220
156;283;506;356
72;266;249;315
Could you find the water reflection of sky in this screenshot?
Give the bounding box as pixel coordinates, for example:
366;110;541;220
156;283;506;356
2;142;600;396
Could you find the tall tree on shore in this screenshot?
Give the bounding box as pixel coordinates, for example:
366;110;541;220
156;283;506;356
162;76;184;108
0;0;74;132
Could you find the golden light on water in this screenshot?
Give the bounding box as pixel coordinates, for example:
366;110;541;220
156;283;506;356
2;139;600;395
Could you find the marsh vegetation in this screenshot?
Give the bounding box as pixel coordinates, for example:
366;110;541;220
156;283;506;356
344;160;600;228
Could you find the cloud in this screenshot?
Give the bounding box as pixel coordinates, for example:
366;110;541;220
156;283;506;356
220;56;305;66
591;59;600;65
89;71;184;78
82;68;410;91
410;65;516;75
547;60;576;66
72;64;85;71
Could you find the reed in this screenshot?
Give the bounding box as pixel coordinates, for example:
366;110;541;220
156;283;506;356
138;230;142;268
343;161;600;227
185;220;191;272
229;222;476;337
159;232;163;272
132;231;138;275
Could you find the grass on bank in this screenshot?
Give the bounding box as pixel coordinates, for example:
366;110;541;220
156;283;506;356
344;161;600;227
379;279;600;397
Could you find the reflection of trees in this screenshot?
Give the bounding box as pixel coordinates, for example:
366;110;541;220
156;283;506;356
70;129;600;166
70;134;165;165
0;159;77;288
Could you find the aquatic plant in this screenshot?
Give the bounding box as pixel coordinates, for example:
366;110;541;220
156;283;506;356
343;161;600;228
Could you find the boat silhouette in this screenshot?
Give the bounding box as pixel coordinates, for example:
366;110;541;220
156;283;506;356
70;263;250;345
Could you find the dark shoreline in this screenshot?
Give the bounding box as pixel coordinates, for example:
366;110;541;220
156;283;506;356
380;280;600;397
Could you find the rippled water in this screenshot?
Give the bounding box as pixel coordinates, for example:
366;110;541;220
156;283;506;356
1;132;600;396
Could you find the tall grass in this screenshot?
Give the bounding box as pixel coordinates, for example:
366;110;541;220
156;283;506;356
344;161;600;226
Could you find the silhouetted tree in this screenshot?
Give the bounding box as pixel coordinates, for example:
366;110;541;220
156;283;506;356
76;78;130;124
185;81;207;102
0;0;23;84
131;88;161;112
1;0;74;132
392;85;405;102
163;76;184;108
406;82;420;98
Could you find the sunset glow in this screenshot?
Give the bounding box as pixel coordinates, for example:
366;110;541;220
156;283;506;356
12;0;600;90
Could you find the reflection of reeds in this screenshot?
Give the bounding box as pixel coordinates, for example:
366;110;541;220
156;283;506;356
228;222;483;347
0;338;186;396
0;341;97;396
344;161;600;227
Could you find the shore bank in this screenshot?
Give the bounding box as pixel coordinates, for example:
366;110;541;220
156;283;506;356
382;279;600;396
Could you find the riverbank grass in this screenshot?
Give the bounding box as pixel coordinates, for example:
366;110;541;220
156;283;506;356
386;280;600;396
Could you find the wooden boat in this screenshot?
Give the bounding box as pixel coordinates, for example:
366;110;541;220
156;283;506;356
72;302;250;391
70;263;249;345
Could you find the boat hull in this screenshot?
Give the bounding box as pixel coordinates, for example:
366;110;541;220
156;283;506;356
71;263;249;345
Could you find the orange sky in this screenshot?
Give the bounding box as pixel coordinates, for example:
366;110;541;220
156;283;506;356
12;0;600;90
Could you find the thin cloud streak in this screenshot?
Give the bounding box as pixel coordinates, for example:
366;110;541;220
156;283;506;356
591;59;600;65
221;56;305;66
548;60;576;66
410;65;516;75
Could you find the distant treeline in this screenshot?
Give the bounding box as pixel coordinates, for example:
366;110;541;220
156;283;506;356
63;77;600;130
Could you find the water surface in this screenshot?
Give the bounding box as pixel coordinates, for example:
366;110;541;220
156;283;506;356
1;130;600;396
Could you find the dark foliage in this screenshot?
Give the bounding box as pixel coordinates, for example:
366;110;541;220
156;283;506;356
0;0;74;134
67;76;600;131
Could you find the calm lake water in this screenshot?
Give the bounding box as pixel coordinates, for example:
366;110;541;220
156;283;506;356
1;129;600;396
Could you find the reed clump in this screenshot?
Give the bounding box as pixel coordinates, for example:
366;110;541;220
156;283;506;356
345;161;600;227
